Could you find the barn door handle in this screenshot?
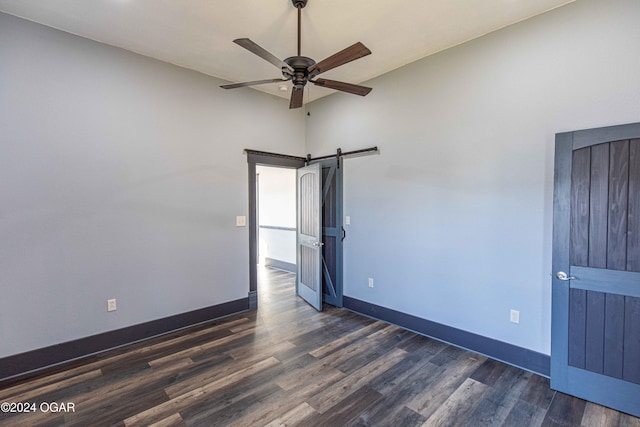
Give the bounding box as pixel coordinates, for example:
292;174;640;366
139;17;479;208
556;271;576;281
341;226;346;242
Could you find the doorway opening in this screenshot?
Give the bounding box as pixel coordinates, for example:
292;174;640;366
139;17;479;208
256;165;297;273
246;151;304;310
246;150;344;311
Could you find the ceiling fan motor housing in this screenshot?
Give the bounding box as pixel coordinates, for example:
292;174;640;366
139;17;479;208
284;56;315;88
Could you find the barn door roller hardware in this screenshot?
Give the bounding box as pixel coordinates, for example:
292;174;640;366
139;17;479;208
244;146;379;167
306;146;378;168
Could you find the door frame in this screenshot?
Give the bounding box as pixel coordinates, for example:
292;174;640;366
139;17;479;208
551;122;640;416
246;151;305;309
246;150;345;310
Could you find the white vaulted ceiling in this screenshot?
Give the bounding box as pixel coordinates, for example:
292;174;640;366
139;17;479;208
0;0;575;104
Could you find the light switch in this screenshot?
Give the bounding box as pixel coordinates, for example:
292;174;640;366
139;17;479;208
236;216;246;227
510;309;520;324
345;216;351;225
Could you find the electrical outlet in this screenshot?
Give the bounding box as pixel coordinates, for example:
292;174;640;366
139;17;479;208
510;309;520;324
236;216;246;227
345;216;351;225
368;278;374;288
107;299;117;312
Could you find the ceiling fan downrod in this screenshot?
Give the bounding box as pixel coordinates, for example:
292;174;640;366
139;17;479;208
297;5;301;56
293;0;308;56
284;0;314;90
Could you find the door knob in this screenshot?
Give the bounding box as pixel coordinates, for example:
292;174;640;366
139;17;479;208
313;241;324;247
556;271;576;281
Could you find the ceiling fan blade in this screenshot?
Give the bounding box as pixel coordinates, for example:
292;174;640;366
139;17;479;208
290;87;304;109
221;78;289;89
308;42;371;76
233;38;292;72
312;79;372;96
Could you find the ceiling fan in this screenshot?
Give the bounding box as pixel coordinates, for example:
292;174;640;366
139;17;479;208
220;0;372;109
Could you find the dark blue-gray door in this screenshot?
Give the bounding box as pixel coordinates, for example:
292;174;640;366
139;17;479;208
296;163;323;311
316;158;343;307
552;123;640;416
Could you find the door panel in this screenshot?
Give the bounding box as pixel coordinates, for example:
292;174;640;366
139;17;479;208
319;159;343;307
297;163;322;311
629;140;640;270
552;126;640;416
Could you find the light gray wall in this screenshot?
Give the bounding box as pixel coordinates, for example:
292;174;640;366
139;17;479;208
257;166;296;228
0;12;304;358
259;228;296;265
305;0;640;354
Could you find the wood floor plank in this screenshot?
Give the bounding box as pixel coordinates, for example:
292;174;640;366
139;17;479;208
470;358;510;387
367;323;406;339
309;322;383;359
311;328;390;369
367;341;447;395
1;267;638;427
306;348;408;413
66;389;169;427
147;413;186;427
302;385;384;427
334;329;414;375
176;366;288;425
275;354;345;391
541;392;587;426
223;338;297;361
0;316;251;398
5;412;66;427
399;334;448;354
356;360;434;426
147;327;256;367
429;345;469;366
0;364;103;401
365;405;427;427
185;382;283;427
422;378;490;426
263;402;319;427
503;399;547;427
462;365;532;426
280;362;347;400
163;343;292;398
406;353;486;418
519;373;556;410
581;402;623;427
69;358;192;408
101;329;237;376
1;369;103;403
620;414;640;427
287;315;374;352
223;386;305;426
124;357;280;426
184;352;337;425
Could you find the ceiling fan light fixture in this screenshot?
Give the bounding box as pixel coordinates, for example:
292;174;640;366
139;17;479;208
279;85;288;91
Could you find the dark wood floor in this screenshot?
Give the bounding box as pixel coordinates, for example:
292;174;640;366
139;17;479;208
1;267;639;427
